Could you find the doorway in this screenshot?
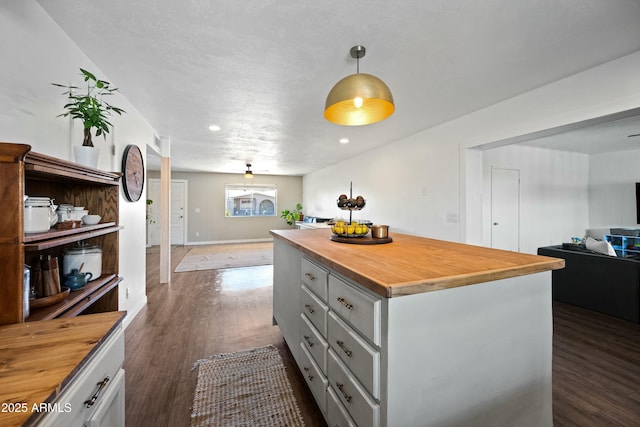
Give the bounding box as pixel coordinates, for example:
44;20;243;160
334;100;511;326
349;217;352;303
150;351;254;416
491;167;520;251
147;179;187;246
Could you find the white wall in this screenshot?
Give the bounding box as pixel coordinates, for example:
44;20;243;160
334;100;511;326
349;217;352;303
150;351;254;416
589;149;640;228
0;1;154;326
304;50;640;252
482;145;589;254
303;133;461;240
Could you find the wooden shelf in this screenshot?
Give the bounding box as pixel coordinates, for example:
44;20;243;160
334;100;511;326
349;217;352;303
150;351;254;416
24;223;119;250
25;151;121;185
27;275;119;322
0;142;121;325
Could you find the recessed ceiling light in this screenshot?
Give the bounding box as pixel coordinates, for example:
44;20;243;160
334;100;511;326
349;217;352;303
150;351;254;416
339;138;349;144
208;124;221;131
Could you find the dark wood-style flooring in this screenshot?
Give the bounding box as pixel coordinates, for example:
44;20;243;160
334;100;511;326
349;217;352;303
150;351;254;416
125;245;640;427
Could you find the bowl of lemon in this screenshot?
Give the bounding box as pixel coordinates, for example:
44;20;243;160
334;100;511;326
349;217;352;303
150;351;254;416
331;220;369;237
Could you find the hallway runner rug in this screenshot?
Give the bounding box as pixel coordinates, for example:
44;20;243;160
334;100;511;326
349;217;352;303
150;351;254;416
175;242;273;272
190;345;304;427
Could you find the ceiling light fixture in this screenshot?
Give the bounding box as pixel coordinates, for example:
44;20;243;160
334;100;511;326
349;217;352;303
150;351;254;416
324;45;394;126
244;163;253;179
208;124;221;131
339;138;349;144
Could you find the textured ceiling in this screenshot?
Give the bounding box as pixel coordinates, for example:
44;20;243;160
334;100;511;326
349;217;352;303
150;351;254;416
520;114;640;154
37;0;640;175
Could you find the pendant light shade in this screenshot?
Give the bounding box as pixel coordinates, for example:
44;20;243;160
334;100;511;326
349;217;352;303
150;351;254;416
324;45;394;126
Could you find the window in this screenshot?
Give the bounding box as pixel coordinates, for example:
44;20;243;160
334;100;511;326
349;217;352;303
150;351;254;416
225;184;277;217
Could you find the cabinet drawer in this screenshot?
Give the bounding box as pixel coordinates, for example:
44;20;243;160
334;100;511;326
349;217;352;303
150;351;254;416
301;313;328;374
327;385;357;427
328;311;380;399
38;325;124;427
85;367;125;427
301;257;328;300
328;349;380;427
299;342;328;413
328;275;381;346
301;284;328;336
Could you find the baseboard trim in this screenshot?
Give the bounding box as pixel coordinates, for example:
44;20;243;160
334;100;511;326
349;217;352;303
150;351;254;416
184;237;273;246
122;295;148;330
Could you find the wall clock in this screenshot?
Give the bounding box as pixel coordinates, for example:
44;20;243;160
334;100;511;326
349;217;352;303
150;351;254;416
121;144;144;202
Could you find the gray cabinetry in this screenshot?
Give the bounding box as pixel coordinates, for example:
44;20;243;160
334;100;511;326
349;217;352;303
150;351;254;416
274;238;553;427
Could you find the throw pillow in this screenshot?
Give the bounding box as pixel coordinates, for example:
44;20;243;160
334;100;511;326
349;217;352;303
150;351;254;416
585;237;617;256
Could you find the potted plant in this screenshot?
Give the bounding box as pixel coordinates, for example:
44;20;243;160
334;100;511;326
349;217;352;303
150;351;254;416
281;203;303;226
146;199;155;224
53;68;125;167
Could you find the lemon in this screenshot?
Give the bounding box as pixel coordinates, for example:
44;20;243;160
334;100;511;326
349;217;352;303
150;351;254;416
347;225;356;235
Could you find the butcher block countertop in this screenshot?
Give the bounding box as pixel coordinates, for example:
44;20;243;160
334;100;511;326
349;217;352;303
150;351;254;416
0;311;125;427
271;229;564;298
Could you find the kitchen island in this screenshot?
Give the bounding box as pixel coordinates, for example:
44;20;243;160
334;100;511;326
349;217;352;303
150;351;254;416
271;228;563;427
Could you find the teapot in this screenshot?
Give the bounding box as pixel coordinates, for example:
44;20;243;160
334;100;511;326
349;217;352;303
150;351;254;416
64;268;93;290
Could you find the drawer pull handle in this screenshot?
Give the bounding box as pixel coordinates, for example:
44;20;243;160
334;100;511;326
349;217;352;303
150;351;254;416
303;366;314;381
336;340;352;357
336;382;352;402
304;335;314;347
337;297;353;310
304;304;315;314
305;272;315;281
84;376;110;408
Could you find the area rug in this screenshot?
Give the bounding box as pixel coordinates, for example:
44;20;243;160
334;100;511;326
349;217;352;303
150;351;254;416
190;345;304;427
175;242;273;272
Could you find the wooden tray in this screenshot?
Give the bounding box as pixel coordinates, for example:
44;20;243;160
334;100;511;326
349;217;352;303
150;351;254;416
30;287;70;309
330;235;393;245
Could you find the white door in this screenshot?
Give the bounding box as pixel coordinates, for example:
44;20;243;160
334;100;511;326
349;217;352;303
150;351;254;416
170;181;186;245
147;180;161;246
491;168;520;251
147;179;187;245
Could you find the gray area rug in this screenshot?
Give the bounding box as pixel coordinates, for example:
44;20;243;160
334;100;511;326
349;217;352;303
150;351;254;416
175;242;273;272
190;345;304;427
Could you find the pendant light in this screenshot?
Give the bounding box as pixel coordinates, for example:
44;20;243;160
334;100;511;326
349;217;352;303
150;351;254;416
324;45;394;126
244;163;253;179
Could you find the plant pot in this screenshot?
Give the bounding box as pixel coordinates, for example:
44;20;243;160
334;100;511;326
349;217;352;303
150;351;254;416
74;146;100;169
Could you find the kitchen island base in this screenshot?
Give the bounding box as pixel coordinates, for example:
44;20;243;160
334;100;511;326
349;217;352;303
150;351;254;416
272;229;559;427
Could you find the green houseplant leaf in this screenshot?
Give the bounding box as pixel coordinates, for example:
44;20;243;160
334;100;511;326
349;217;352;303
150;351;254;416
53;68;126;147
280;203;303;226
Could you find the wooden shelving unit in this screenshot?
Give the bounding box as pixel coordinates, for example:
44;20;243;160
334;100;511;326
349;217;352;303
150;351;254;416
0;142;122;325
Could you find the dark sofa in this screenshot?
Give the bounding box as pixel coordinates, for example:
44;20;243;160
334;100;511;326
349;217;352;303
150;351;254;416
538;245;640;323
